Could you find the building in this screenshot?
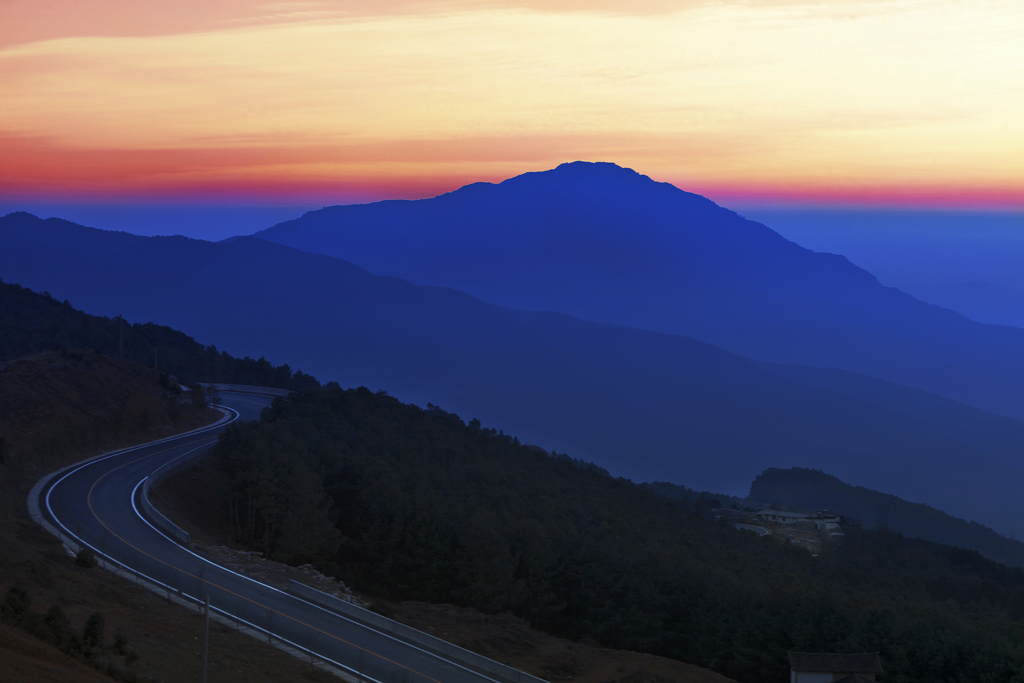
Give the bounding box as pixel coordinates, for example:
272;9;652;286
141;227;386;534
788;651;884;682
757;509;845;545
758;509;816;525
757;509;840;529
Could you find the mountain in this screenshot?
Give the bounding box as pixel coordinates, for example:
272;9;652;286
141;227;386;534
4;211;1024;537
908;280;1024;329
254;162;1024;419
749;467;1024;568
736;207;1024;329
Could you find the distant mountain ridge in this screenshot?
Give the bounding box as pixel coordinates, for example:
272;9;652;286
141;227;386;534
255;161;1024;419
4;210;1024;539
750;467;1024;569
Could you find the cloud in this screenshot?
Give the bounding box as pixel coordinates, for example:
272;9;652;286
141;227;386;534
1;0;1021;205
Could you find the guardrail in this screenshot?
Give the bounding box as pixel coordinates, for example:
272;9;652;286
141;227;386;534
288;581;548;683
201;383;292;397
136;405;240;546
139;449;205;546
138;390;279;545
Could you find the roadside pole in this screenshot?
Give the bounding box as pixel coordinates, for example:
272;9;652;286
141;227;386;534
201;594;210;683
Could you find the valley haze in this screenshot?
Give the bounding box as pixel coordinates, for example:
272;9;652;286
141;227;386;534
4;162;1024;543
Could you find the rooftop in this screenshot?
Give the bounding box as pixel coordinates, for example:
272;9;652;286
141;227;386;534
787;652;884;674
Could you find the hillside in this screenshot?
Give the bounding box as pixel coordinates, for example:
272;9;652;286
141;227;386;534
204;386;1024;683
155;457;738;683
749;467;1024;568
253;161;1024;420
0;278;320;391
0;349;338;683
4;215;1024;538
0;349;213;485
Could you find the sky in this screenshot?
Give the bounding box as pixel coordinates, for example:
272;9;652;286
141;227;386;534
1;0;1022;233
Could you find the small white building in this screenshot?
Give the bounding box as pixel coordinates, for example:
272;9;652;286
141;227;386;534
788;651;883;682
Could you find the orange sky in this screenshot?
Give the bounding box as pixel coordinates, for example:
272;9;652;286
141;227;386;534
2;0;1022;208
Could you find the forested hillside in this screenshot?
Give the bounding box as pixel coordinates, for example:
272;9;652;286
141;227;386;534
211;387;1024;683
750;467;1024;567
0;278;319;390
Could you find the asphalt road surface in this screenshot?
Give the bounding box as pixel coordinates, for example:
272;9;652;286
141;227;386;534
38;391;517;683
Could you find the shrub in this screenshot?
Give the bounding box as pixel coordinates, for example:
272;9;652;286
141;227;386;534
76;547;98;568
1;585;30;622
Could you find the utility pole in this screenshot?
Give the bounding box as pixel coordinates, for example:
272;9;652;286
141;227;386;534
201;594;210;683
119;314;124;358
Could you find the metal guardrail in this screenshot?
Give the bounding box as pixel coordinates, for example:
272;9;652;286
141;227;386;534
289;581;548;683
201;383;292;397
139;448;206;546
136;406;241;546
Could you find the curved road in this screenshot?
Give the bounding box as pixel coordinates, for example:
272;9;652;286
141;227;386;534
34;391;516;683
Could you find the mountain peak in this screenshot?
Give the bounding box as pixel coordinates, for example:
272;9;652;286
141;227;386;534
505;160;668;192
435;161;683;205
552;160;640;176
1;211;43;223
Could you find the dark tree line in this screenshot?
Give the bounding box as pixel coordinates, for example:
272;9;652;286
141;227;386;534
212;386;1024;683
0;278;320;390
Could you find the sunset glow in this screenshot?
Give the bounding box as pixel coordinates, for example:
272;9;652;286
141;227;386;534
2;0;1022;208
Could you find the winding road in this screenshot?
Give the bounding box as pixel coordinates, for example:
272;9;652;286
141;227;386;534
32;390;530;683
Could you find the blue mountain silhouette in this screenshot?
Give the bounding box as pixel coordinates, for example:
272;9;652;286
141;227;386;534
255;161;1024;419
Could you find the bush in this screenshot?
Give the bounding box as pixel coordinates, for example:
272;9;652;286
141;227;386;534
76;547;98;568
82;611;105;650
1;585;30;623
41;604;76;651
